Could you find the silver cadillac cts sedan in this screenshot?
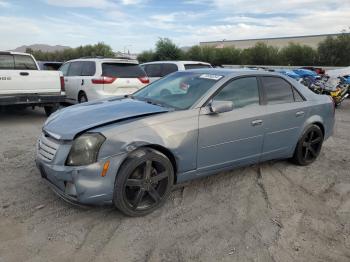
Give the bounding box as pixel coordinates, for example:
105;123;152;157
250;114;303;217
36;69;335;216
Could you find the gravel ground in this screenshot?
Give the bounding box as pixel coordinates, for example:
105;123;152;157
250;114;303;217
0;101;349;262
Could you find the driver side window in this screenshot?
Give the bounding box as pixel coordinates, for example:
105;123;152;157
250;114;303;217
213;77;260;109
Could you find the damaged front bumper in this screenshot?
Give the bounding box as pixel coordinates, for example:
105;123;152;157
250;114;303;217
36;153;127;206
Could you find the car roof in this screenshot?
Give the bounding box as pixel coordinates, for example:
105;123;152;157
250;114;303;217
66;58;139;64
180;68;285;78
0;51;32;56
141;60;211;66
37;61;63;64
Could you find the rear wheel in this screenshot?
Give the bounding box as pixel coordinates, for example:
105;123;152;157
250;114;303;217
78;92;88;103
44;103;59;116
292;125;323;166
113;148;174;216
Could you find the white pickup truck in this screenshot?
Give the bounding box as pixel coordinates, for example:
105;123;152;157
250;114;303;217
0;51;65;116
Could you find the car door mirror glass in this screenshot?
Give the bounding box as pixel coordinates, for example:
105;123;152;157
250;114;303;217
210;100;233;114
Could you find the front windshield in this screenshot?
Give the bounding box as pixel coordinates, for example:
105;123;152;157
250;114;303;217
133;71;223;109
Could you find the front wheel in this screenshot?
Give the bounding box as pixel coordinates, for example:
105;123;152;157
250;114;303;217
113;148;174;216
292;125;324;166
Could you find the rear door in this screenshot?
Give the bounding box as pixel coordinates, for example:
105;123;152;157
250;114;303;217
260;76;308;161
101;63;147;95
79;61;96;100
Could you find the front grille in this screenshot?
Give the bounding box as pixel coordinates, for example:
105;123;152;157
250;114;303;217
38;133;59;162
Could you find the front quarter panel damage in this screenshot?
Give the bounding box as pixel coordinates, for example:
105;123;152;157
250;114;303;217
95;109;200;175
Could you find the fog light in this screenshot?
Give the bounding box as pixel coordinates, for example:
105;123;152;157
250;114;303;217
65;182;77;196
101;160;110;177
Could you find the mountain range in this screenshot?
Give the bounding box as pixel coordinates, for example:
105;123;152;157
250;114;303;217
12;44;71;52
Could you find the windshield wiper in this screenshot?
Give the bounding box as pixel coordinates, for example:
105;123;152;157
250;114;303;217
124;94;135;99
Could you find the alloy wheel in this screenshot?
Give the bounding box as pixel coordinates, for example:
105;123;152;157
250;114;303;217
301;129;323;162
123;160;169;211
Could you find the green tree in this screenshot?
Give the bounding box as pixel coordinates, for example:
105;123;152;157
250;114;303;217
186;45;203;61
137;50;156;63
25;42;115;62
214;47;241;66
154;38;183;60
279;43;317;66
318;33;350;66
199;46;216;64
240;42;279;65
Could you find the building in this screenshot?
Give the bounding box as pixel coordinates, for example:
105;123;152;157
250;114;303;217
200;33;347;49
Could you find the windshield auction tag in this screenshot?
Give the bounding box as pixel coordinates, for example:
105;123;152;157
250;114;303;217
199;74;223;81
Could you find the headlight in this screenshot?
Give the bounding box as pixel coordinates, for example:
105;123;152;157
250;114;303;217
66;133;105;166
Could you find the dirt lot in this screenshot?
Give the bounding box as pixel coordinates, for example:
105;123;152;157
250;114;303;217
0;102;349;262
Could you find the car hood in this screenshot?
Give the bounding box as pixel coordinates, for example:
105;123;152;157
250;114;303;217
43;98;170;140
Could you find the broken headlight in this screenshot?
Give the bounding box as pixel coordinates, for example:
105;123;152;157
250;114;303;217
66;133;105;166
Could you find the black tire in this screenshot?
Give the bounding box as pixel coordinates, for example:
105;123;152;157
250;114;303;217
44;103;59;117
78;92;88;103
292;125;324;166
113;148;174;217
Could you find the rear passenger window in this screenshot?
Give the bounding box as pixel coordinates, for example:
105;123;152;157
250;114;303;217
214;77;260;109
261;77;294;104
161;64;178;76
68;62;82;76
0;55;14;69
81;61;96;76
14;55;37;70
144;64;162;77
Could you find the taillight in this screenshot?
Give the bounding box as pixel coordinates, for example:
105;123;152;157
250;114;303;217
91;76;116;84
138;76;150;84
60;76;65;92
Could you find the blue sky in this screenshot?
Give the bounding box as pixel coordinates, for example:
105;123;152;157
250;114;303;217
0;0;349;53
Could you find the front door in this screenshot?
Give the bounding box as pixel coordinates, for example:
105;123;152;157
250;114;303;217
197;77;265;171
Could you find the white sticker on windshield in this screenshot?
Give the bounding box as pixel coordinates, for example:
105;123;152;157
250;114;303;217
199;74;223;81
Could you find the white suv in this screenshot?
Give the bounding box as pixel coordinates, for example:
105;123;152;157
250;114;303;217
140;61;212;83
60;58;149;103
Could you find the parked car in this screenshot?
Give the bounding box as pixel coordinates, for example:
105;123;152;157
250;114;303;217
36;69;334;216
0;51;65;116
140;61;212;82
37;61;63;71
274;69;301;81
301;66;325;75
59;57;149;103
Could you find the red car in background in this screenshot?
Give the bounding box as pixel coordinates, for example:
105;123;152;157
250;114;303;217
301;66;325;75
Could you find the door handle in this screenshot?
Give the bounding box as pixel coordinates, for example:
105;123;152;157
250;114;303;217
251;120;263;126
296;111;305;117
81;79;84;86
20;72;29;76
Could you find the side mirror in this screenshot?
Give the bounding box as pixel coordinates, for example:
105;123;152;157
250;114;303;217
210;100;233;114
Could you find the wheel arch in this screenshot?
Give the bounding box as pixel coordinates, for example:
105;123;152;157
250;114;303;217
312;121;325;137
302;114;325;137
78;90;87;101
120;143;178;183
